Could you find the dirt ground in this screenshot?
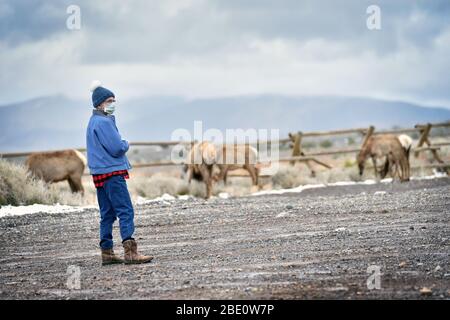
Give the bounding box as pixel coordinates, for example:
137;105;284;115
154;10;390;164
0;177;449;300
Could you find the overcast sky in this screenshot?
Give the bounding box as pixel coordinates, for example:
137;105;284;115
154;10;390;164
1;0;449;107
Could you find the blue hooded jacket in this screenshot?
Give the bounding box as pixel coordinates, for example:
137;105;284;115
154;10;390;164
86;110;131;174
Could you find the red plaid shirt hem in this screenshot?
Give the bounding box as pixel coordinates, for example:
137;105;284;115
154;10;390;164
92;170;129;188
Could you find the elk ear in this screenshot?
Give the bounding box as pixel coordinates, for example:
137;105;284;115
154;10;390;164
90;80;102;92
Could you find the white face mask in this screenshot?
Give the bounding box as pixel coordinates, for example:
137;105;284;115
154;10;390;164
104;102;116;115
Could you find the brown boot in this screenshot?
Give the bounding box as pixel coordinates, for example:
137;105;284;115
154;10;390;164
101;248;124;266
122;239;153;264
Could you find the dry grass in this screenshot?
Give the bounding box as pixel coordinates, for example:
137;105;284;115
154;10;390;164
1;143;448;207
271;163;362;189
0;160;67;206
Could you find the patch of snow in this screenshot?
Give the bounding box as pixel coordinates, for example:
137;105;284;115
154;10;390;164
160;193;176;201
252;183;326;196
328;181;356;186
135;193;193;205
0;203;95;218
135;193;176;204
252;171;448;197
218;192;229;199
412;170;448;180
135;196;149;205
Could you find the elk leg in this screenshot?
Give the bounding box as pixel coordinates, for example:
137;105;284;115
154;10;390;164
220;165;229;185
402;157;410;182
372;157;379;181
405;153;411;181
391;159;398;181
387;154;398;179
187;166;193;184
380;156;390;179
67;177;77;192
391;160;398;180
244;164;258;186
399;158;405;181
199;164;213;199
70;174;84;195
214;165;226;184
399;159;405;182
400;158;407;181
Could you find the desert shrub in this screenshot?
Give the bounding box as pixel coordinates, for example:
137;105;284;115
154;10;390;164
347;137;356;146
270;164;363;190
319;140;333;148
315;167;360;184
0;160;58;206
0;159;98;206
130;173;189;199
344;159;356;168
302;141;317;149
271;165;316;189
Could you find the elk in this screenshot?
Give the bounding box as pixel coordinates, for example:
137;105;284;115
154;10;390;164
185;141;217;199
184;142;263;199
185;144;261;182
25;149;87;194
357;135;409;182
380;134;413;180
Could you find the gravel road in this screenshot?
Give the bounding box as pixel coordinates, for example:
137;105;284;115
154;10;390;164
0;177;449;299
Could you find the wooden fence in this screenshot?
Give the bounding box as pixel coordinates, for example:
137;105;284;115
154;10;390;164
284;122;450;175
1;121;449;177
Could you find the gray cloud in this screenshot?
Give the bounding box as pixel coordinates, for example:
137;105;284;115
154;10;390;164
0;0;449;107
3;0;449;61
0;1;70;45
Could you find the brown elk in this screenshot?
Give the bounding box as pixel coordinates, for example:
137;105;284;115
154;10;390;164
357;135;409;182
185;141;217;199
184;143;262;199
26;149;87;194
380;134;412;180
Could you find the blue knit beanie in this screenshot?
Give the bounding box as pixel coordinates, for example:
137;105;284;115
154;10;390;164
90;80;115;108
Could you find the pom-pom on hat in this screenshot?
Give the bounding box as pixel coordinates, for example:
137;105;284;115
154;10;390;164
90;80;115;108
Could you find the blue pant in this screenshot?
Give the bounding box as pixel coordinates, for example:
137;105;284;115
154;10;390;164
96;175;135;249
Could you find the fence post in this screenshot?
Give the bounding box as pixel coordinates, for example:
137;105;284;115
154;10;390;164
290;132;303;166
415;123;431;158
288;131;319;176
414;123;444;163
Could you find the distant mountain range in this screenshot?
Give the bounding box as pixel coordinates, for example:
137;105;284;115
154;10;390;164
0;94;449;152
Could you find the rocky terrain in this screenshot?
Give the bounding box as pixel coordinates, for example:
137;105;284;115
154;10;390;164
0;177;449;299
